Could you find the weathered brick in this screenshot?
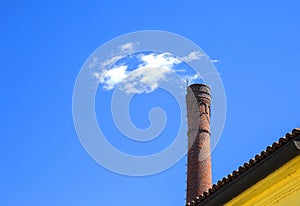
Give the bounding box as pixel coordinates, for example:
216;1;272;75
186;84;212;204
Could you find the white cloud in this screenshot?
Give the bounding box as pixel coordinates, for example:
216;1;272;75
94;52;182;94
95;65;128;90
120;66;171;94
141;52;181;67
180;51;205;62
94;49;208;94
120;53;179;93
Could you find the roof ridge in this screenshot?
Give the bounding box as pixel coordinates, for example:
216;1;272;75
186;128;300;206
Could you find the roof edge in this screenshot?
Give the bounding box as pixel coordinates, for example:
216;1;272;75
187;128;300;206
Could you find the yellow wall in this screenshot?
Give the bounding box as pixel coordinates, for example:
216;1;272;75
225;155;300;206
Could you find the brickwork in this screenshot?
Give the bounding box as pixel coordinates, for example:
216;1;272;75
186;84;212;204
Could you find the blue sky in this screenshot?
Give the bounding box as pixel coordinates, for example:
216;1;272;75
1;1;300;205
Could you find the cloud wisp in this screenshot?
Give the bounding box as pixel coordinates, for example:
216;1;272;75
180;51;205;62
210;59;220;63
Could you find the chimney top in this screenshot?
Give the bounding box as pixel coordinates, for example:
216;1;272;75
188;84;211;104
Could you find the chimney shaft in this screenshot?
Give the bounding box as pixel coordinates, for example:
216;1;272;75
186;84;212;204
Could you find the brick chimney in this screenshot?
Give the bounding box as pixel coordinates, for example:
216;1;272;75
186;84;212;204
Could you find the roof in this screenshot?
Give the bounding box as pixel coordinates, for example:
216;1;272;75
187;128;300;206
